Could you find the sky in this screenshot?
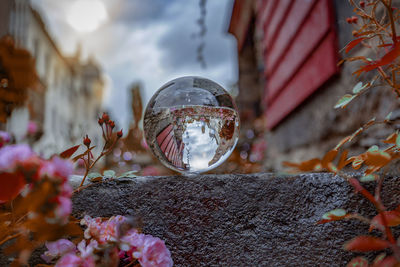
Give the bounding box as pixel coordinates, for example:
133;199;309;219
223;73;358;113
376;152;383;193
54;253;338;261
30;0;238;129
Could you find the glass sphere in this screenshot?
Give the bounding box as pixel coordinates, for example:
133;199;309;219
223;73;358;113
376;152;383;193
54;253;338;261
143;76;240;174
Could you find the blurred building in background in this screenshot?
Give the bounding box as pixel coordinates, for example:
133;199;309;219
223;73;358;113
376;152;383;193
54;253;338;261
0;0;104;157
105;83;170;176
228;0;400;171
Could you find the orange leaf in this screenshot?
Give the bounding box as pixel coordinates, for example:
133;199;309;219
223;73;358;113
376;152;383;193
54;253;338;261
283;158;321;172
59;145;80;159
322;150;338;169
338;150;350;170
335;136;351;150
383;132;397;144
0;172;26;203
345;38;366;53
364;151;391;168
369;210;400;231
354;44;400;75
344;236;390;252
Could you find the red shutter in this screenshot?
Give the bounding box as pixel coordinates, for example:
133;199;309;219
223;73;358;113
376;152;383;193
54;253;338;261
259;0;339;129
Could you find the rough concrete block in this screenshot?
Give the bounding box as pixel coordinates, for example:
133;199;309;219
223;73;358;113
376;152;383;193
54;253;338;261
70;173;400;266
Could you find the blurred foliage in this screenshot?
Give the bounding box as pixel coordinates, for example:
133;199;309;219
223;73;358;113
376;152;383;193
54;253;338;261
285;1;400;265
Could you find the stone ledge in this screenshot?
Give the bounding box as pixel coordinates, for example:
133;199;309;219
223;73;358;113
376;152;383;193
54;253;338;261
71;173;400;266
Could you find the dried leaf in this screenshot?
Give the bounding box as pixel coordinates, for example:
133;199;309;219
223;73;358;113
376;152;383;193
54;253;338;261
344;236;390;252
59;145;80;159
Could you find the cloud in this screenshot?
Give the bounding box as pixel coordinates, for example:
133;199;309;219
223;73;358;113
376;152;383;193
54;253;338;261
27;0;237;129
110;0;177;26
157;0;234;70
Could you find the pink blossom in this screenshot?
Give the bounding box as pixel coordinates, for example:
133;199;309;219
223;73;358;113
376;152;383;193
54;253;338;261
39;156;73;181
81;215;103;240
81;215;126;244
42;239;76;263
120;229;144;252
60;182;73;198
55;196;72;220
77;240;99;258
138;235;173;267
55;253;95;267
80;215;173;267
27;121;38;135
55;253;82;267
0;144;35;171
0;131;11;147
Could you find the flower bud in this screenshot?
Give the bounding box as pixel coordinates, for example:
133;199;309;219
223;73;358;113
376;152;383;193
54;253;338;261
98;118;104;126
117;130;123;138
359;1;365;8
102;112;109;122
109;120;115;129
351;16;358;24
83;135;91;147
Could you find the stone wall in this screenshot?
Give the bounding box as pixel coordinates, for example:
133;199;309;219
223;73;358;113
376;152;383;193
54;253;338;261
69;173;400;266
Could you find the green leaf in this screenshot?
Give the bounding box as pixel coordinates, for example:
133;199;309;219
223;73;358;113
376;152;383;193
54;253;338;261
322;209;347;220
346;256;369;267
87;172;102;179
103;170;116;178
367;145;379;152
334;94;356;109
360;174;377;182
119;170;138;178
352;82;367;94
396;134;400;148
385;112;392;121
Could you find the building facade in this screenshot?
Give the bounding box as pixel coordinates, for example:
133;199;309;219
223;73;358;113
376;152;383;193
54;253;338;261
0;0;104;157
228;0;400;171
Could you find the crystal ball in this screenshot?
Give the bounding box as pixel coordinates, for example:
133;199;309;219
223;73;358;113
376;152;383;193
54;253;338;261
143;76;240;174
